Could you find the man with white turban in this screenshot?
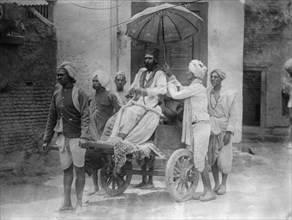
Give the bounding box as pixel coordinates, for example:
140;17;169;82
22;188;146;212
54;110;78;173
206;69;238;195
42;61;90;212
86;69;121;194
166;59;216;202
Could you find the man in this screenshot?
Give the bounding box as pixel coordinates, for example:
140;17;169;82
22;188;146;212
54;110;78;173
114;71;129;106
110;48;167;189
166;60;216;202
206;69;238;195
87;69;120;194
42;61;90;212
282;58;292;149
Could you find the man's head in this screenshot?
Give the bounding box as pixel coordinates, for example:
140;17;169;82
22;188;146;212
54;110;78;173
144;48;159;71
92;70;111;92
115;71;126;92
210;69;226;87
56;61;76;86
188;60;207;80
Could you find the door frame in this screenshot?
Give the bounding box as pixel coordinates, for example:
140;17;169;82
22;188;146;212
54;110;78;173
243;66;267;129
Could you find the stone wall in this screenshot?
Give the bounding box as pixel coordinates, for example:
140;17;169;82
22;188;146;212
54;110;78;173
0;19;57;154
244;0;292;128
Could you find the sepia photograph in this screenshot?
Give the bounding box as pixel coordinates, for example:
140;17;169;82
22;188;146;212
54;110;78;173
0;0;291;219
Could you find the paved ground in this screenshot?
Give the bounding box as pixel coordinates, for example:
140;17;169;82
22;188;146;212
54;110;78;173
0;140;291;220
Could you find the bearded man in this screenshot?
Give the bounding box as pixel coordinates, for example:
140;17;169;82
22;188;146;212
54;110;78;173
110;48;167;143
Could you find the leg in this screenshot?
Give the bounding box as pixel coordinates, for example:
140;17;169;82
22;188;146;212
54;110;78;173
141;157;155;189
200;163;216;202
88;171;99;195
75;166;85;209
60;164;74;211
211;159;220;192
133;160;147;188
217;173;228;195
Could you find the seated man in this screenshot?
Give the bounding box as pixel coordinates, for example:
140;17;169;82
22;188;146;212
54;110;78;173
110;48;167;143
109;48;167;189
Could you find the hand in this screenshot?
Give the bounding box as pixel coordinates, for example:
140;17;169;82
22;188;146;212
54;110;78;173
134;87;147;96
163;63;173;77
41;142;49;153
79;138;88;149
223;131;232;145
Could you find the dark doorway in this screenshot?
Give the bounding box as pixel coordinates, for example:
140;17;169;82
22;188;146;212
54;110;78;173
130;2;208;86
243;70;262;126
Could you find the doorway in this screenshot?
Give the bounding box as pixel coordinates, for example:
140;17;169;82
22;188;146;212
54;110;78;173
243;68;266;127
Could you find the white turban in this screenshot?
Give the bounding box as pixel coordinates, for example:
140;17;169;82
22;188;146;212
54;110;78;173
188;60;207;80
115;71;126;79
57;61;77;79
211;69;226;80
92;69;112;91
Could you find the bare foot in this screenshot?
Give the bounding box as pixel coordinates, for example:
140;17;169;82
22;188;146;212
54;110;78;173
75;201;83;215
58;205;73;212
87;190;100;196
213;184;220;193
200;190;216;202
133;182;147;188
192;190;207;200
140;183;154;189
217;185;226;195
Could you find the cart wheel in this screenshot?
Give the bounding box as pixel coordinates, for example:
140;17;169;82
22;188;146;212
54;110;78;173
165;148;199;202
98;158;132;196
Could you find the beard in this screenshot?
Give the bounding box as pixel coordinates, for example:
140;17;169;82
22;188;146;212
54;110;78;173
145;62;156;71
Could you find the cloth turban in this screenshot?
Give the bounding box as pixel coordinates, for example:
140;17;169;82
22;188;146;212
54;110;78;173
145;48;159;60
211;69;226;80
92;69;112;91
57;61;77;79
188;60;207;80
284;58;292;74
115;71;126;79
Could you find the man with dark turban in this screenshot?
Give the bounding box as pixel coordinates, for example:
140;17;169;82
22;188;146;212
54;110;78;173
108;48;167;188
206;69;238;195
42;61;90;212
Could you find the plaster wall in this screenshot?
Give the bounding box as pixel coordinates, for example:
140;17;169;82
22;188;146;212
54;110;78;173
54;0;112;95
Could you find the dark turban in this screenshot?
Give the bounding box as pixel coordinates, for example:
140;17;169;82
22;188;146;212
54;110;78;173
145;48;159;60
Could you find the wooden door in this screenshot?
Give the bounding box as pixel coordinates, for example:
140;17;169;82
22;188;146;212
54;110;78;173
130;2;208;86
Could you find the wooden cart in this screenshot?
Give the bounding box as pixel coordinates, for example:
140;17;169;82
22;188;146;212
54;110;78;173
83;124;200;202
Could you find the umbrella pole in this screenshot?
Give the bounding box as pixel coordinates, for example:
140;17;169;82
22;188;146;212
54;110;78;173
161;17;167;65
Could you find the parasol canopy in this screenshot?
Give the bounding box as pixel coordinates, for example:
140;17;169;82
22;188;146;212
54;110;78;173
126;3;203;51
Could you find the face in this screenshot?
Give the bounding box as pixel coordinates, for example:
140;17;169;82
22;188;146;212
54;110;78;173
210;71;223;87
115;75;126;91
144;54;156;71
57;68;71;86
92;76;102;91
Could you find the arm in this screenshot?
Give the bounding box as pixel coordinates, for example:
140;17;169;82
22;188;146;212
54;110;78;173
110;93;121;113
78;89;90;140
43;95;58;143
226;92;238;134
168;82;195;100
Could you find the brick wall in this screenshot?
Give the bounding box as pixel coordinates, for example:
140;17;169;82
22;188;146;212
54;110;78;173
243;0;292;127
0;19;56;154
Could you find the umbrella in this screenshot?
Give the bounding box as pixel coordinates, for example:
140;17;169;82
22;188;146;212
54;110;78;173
126;3;203;63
